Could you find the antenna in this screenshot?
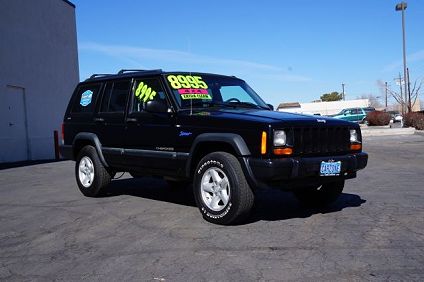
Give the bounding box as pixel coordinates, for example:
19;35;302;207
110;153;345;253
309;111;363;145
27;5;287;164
190;71;193;116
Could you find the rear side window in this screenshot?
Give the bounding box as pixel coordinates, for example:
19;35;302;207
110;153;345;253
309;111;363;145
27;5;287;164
100;80;131;113
71;84;101;113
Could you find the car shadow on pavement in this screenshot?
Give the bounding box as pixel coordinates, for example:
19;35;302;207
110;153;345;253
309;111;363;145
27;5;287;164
248;189;366;223
103;177;366;224
102;177;197;207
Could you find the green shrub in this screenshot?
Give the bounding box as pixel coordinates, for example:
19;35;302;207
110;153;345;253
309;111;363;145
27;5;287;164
405;112;424;130
366;111;391;126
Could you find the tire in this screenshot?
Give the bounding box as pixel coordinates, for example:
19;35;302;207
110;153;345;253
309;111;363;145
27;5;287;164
293;181;344;208
193;152;254;225
75;145;111;197
166;180;191;190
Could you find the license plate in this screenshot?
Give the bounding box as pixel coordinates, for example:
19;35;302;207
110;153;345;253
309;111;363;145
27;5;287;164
320;161;341;176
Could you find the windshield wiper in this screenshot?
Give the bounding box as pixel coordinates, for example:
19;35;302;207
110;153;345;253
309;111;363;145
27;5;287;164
224;101;263;109
186;100;234;109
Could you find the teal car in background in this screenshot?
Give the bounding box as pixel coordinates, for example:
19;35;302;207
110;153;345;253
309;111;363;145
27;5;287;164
330;107;375;123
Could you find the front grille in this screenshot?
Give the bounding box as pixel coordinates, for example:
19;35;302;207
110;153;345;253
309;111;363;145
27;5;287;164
289;127;350;156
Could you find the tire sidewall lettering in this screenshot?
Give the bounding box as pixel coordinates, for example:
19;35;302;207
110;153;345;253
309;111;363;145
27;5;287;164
196;158;233;219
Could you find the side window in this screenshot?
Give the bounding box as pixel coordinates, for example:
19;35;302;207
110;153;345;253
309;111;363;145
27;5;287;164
100;80;131;113
132;78;167;112
71;84;101;113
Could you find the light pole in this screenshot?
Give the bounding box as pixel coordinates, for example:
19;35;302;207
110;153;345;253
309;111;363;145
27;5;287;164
395;2;408;113
385;81;388;109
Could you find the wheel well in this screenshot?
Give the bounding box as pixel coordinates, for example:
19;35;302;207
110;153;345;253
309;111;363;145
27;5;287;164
190;142;237;176
73;139;93;159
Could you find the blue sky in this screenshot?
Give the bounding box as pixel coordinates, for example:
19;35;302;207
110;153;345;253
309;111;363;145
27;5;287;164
72;0;423;107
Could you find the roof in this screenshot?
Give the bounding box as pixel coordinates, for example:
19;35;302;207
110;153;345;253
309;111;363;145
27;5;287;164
84;69;241;82
61;0;75;8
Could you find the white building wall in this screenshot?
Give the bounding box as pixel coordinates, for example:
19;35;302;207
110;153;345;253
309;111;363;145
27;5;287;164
278;99;370;116
0;0;79;162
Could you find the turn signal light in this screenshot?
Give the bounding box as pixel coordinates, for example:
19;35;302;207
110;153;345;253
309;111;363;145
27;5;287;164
350;143;362;151
273;147;293;155
261;131;267;155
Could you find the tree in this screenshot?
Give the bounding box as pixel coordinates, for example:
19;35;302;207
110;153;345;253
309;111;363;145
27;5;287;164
378;76;423;114
320;92;343;102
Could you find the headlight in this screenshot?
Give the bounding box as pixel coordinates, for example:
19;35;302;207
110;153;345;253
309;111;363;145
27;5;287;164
350;129;359;143
273;130;286;146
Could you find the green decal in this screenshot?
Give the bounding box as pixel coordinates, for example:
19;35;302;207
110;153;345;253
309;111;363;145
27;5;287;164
135;81;157;102
167;75;208;89
181;94;212;100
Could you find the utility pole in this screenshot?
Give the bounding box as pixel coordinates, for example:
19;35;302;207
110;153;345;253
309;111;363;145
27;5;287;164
342;83;345;100
398;73;404;115
407;67;411;111
396;2;408;113
385;81;388;109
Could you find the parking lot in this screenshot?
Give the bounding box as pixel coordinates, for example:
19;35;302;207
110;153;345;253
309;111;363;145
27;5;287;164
1;134;424;281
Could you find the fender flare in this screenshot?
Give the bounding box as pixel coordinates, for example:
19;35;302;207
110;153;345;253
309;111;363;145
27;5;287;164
73;132;109;167
185;133;251;176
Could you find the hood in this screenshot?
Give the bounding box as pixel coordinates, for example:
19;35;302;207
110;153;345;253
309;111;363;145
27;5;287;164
178;108;355;127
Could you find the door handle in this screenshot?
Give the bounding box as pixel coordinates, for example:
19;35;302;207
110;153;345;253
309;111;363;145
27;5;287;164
126;118;138;123
94;117;105;123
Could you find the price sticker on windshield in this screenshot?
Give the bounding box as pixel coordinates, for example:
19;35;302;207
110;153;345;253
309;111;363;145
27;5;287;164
167;75;208;89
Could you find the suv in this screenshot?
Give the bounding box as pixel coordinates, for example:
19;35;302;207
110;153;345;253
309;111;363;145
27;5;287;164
331;107;375;123
61;70;368;225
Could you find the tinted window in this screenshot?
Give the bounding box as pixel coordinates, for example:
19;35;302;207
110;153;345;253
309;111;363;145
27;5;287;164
71;84;101;113
100;80;131;113
132;78;167;112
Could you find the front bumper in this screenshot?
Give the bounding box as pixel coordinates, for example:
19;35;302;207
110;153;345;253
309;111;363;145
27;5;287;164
246;152;368;189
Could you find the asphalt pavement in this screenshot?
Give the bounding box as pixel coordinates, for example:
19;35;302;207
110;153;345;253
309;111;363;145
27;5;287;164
1;135;424;281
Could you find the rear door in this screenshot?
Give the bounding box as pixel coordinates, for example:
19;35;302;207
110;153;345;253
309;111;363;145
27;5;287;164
93;80;131;167
124;77;177;174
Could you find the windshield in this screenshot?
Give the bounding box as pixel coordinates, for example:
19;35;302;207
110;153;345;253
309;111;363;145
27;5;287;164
164;73;268;109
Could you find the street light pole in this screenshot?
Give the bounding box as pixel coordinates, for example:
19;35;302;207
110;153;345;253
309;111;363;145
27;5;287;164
396;2;408;113
385;81;388;109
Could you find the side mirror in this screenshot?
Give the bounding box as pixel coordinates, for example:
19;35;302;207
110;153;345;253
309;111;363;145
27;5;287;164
267;104;274;111
145;100;168;113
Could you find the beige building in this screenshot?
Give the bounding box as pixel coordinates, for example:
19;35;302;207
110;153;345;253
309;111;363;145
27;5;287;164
277;99;370;116
0;0;79;163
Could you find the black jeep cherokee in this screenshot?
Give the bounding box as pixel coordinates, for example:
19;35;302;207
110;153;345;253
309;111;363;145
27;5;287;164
61;69;368;225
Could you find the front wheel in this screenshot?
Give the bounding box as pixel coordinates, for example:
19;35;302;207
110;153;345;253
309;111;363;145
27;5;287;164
293;181;344;207
193;152;254;225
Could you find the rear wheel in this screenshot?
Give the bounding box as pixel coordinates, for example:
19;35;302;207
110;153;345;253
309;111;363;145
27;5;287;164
75;145;111;197
293;181;344;207
193;152;254;225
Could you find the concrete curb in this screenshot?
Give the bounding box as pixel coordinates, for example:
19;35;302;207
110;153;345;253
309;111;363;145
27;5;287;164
415;130;424;136
361;127;416;137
